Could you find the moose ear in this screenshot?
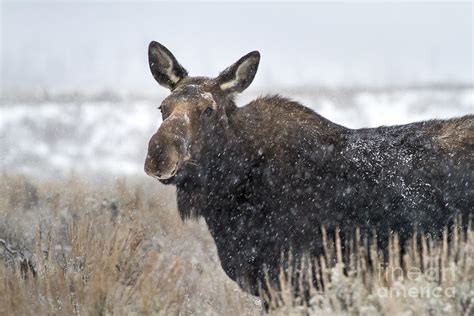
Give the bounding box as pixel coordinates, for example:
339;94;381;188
216;51;260;93
148;41;188;90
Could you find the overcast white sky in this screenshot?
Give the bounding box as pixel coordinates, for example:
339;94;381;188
1;1;473;93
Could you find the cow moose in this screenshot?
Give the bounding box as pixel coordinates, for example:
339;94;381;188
144;41;473;297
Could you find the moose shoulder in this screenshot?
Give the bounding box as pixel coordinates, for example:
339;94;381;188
144;41;473;296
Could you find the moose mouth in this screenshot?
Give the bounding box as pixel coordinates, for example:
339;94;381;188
144;145;198;185
158;176;176;185
153;161;180;182
149;159;200;185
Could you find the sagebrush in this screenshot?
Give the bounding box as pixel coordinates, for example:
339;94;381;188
0;174;472;315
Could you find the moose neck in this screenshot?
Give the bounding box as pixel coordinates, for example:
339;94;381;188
206;115;253;178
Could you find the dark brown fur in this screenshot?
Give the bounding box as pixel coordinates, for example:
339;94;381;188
144;42;474;298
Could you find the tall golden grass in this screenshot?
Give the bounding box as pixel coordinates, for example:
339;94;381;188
0;174;472;315
263;225;472;314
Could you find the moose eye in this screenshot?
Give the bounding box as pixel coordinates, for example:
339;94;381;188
204;107;214;116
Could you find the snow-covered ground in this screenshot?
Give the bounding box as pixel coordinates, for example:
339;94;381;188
1;87;472;178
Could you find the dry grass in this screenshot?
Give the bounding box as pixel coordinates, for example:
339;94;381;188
0;174;260;315
0;174;472;315
264;226;473;315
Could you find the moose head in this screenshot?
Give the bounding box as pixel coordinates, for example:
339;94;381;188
144;41;260;182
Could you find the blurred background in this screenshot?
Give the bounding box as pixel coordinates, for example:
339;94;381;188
1;1;473;178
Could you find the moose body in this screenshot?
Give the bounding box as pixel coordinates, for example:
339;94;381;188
144;41;473;296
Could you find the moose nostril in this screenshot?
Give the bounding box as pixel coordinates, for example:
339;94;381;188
144;159;159;177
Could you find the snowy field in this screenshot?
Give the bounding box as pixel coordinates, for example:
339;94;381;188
2;0;472;180
0;86;472;178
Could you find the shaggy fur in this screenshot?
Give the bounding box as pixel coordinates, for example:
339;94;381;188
172;95;473;294
145;42;473;297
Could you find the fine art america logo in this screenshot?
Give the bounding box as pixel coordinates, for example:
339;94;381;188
376;264;457;298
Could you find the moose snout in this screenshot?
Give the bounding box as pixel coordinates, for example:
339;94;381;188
144;130;186;181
